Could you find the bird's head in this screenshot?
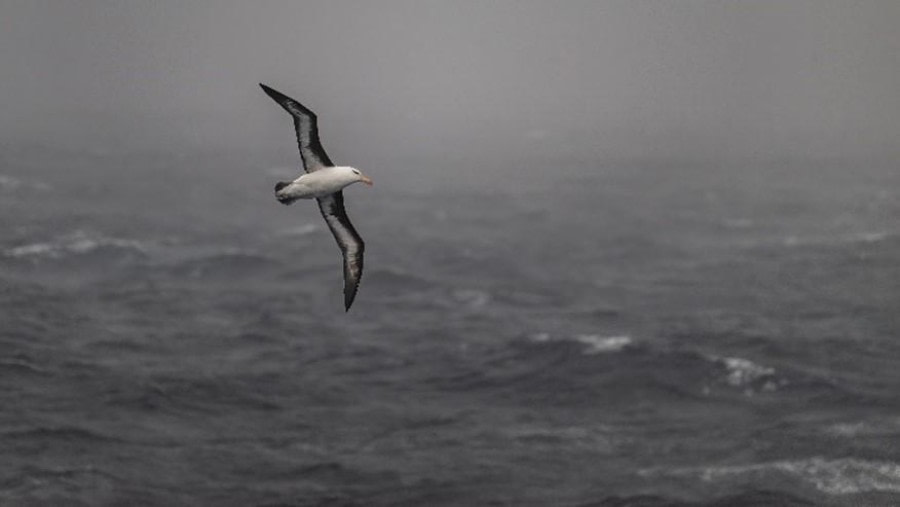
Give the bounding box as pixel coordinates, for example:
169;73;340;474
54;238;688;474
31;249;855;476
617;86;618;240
342;166;373;187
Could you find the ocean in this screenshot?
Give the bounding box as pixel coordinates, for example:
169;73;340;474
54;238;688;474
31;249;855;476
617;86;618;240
1;146;898;506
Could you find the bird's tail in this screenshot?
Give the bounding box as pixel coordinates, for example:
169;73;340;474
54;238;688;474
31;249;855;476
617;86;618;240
274;181;295;205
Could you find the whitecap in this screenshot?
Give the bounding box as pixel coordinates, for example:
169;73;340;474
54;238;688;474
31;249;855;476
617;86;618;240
4;230;147;259
782;231;894;248
527;332;633;355
825;417;900;438
573;334;633;354
6;242;57;258
701;354;783;395
720;357;775;387
702;458;900;495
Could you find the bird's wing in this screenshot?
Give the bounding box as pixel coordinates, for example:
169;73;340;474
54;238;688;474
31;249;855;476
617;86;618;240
317;192;365;311
260;83;333;172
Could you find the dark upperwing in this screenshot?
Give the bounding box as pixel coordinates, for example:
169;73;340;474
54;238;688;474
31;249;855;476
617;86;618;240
260;83;333;172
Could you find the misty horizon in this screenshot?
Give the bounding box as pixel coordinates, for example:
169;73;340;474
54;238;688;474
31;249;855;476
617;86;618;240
2;1;899;168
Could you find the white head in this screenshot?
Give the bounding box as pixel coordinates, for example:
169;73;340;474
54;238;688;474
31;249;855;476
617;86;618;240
336;166;373;187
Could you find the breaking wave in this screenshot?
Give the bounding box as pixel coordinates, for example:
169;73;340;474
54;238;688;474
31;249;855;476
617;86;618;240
3;230;148;260
527;332;634;355
648;457;900;496
706;354;785;394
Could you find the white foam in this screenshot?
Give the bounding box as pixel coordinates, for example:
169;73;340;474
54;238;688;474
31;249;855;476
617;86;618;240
782;231;894;248
720;356;775;387
700;353;782;395
4;231;146;259
695;457;900;495
825;417;900;438
574;334;633;354
527;332;632;355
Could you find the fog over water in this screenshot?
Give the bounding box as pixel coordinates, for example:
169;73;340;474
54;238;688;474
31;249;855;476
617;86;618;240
2;1;898;168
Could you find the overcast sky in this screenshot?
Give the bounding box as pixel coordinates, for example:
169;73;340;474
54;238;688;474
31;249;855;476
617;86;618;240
1;1;898;165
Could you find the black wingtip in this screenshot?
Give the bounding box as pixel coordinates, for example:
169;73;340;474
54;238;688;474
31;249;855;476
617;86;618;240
344;288;358;312
260;83;288;101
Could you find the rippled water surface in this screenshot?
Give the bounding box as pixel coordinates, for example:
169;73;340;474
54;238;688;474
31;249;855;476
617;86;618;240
1;149;899;506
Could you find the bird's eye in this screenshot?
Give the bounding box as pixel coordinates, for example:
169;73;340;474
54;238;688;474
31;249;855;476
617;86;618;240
352;169;360;175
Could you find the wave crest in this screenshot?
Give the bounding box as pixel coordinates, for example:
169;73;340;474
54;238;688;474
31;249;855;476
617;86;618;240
528;332;633;355
680;457;900;495
4;230;147;260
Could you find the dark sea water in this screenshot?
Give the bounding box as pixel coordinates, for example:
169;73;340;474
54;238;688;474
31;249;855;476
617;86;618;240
1;148;899;506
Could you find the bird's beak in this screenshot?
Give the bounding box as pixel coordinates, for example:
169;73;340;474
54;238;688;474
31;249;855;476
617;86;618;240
360;175;374;186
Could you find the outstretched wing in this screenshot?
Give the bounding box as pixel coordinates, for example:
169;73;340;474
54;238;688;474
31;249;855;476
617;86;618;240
260;83;333;172
317;192;365;311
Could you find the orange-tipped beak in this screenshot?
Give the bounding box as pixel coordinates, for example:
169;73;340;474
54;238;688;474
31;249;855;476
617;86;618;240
360;175;373;186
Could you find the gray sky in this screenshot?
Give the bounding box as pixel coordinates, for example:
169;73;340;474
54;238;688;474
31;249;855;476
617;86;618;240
1;0;898;164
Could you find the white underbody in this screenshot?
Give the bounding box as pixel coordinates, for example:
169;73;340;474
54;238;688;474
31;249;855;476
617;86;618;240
276;166;359;201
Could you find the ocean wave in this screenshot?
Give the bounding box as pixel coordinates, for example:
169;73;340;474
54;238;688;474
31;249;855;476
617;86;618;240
730;230;896;251
273;223;320;237
2;463;124;502
592;490;815;507
164;249;283;279
718;356;778;389
365;266;436;291
0;174;50;192
825;417;900;438
782;230;895;248
451;288;491;309
3;230;148;260
1;426;118;443
106;376;283;413
695;354;786;396
518;334;792;398
0;357;47;376
721;217;755;229
653;457;900;496
505;424;619;451
527;332;633;355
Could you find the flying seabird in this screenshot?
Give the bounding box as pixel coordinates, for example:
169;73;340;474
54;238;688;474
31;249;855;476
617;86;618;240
260;83;373;311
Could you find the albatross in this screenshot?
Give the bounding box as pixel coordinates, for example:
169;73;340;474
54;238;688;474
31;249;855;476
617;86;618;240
260;83;373;311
